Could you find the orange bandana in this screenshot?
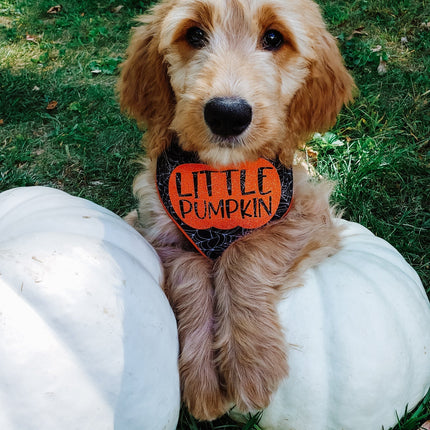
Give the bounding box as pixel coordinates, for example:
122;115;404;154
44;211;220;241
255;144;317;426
157;140;293;259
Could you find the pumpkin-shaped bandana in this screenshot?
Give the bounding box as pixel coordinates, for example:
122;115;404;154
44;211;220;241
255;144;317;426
156;140;293;259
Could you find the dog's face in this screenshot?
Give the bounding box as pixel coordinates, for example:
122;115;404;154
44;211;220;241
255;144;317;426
161;0;313;166
119;0;354;166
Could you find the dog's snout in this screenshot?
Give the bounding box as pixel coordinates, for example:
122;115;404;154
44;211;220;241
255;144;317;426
204;97;252;137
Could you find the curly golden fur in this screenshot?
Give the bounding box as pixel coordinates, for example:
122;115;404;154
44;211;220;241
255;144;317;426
119;0;354;421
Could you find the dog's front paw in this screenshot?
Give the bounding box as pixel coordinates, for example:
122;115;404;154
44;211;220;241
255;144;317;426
214;239;289;413
180;351;230;421
215;317;288;413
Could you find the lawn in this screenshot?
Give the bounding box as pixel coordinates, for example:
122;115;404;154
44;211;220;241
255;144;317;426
0;0;429;429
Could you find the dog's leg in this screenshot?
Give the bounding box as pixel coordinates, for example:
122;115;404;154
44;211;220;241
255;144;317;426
158;247;229;421
213;206;341;412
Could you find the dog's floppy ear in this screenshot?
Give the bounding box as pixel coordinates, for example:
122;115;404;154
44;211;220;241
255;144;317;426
118;7;175;157
284;31;354;158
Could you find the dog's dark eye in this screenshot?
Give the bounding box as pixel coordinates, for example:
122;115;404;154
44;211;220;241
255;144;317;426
262;29;284;51
185;26;208;49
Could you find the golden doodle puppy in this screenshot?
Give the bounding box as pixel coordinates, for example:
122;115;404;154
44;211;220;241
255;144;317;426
118;0;354;421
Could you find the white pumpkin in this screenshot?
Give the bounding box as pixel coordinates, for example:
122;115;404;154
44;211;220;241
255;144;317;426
232;220;430;430
0;187;180;430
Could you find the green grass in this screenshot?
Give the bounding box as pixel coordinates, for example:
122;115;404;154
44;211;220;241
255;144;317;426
0;0;429;429
313;0;430;292
0;0;153;215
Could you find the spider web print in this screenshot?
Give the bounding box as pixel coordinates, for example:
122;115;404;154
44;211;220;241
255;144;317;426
156;138;293;259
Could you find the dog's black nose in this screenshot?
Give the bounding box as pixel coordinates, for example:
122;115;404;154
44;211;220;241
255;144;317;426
204;97;252;137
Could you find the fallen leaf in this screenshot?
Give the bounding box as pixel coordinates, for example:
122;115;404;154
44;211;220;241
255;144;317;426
306;148;318;160
0;119;4;125
26;34;38;43
112;5;124;13
47;5;62;14
418;421;430;430
371;45;382;53
420;22;430;29
377;58;387;75
46;100;58;110
347;26;368;40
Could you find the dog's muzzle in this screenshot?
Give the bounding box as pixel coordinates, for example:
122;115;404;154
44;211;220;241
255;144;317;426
204;97;252;138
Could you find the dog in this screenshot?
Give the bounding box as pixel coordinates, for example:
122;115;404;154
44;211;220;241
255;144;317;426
118;0;354;421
